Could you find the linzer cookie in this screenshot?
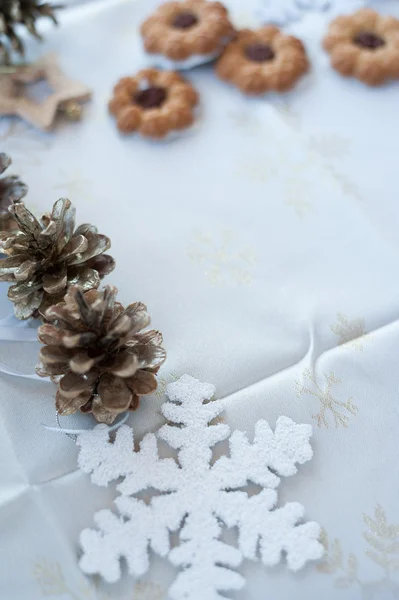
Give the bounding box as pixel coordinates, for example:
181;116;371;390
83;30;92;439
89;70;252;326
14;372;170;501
108;69;199;139
323;9;399;86
140;0;235;70
216;27;309;95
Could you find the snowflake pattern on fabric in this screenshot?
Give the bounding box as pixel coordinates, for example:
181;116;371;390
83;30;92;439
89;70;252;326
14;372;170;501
255;0;366;26
77;375;323;600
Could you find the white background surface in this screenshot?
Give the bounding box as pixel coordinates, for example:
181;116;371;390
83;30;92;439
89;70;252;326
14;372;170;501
0;0;398;598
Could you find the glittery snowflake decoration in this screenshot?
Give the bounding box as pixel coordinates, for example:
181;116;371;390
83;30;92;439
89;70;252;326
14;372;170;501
77;375;323;600
255;0;366;26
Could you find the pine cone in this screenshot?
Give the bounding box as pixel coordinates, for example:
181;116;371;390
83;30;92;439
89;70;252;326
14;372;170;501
0;152;27;229
0;0;59;63
37;285;166;424
0;198;115;319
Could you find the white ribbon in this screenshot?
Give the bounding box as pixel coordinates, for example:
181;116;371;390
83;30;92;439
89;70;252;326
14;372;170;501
43;411;130;441
0;361;44;381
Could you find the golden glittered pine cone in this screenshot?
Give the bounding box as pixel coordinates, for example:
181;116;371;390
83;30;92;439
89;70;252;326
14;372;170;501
0;0;59;63
0;152;27;229
37;285;166;424
0;198;115;319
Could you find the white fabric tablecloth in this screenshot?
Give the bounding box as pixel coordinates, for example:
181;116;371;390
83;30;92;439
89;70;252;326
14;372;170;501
0;0;398;598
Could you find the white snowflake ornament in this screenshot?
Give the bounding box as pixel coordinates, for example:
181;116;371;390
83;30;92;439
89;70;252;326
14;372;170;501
77;375;323;599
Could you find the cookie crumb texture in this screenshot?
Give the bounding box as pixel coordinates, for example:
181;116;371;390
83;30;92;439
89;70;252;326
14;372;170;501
323;8;399;86
108;69;199;138
216;26;309;95
140;0;235;62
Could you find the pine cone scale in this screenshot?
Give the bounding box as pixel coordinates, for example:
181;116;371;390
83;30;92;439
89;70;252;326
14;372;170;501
1;232;26;250
67;266;101;291
109;351;139;378
42;269;67;294
14;259;37;281
86;255;115;278
123;302;150;335
0;154;27;229
75;223;98;237
59;371;98;396
38;323;98;348
14;291;43;319
68;232;111;265
64;332;98;348
97;373;133;411
56;391;90;416
63;234;89;259
0;154;12;174
50;198;76;252
40;345;72;364
38;323;69;345
45;304;83;328
0;254;31;274
70;352;101;375
0;176;28;206
37;362;67;377
74;287;97;326
12;202;43;237
127;329;163;347
127;340;166;370
126;370;157;395
8;279;42;299
91;398;117;425
107;314;133;339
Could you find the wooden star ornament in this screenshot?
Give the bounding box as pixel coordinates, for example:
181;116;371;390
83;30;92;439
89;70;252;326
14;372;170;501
0;53;92;130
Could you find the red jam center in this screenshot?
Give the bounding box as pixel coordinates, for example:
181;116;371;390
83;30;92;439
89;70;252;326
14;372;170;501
245;43;275;62
353;31;385;50
172;12;199;29
134;86;167;109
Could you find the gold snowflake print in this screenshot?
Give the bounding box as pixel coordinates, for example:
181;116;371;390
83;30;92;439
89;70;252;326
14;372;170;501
229;110;266;137
231;109;318;219
283;169;314;218
132;581;166;600
318;505;399;598
324;163;363;202
285;195;313;218
296;370;358;428
363;504;399;573
53;167;93;201
33;559;98;599
308;134;351;162
274;101;302;130
235;156;277;184
188;230;256;286
330;313;370;351
33;560;68;597
231;115;278;184
304;132;361;202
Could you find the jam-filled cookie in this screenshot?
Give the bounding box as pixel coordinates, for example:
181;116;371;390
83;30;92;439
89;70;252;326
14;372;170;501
216;27;309;95
109;69;199;139
323;9;399;86
140;0;235;70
